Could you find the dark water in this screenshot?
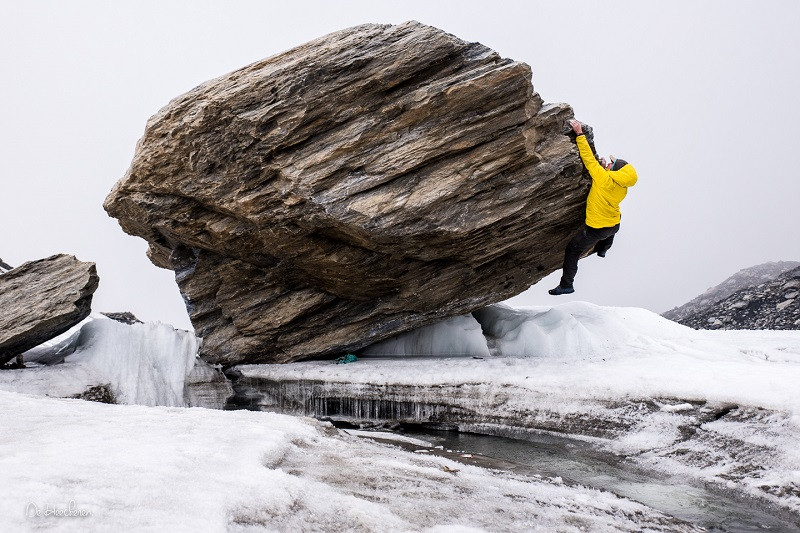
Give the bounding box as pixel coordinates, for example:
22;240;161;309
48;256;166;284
403;428;800;533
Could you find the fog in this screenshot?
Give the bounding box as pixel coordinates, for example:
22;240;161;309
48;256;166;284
2;1;798;329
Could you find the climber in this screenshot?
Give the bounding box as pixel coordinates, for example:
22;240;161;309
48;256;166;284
549;119;638;295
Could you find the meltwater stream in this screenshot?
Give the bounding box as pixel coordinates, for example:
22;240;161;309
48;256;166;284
401;428;797;533
228;375;800;531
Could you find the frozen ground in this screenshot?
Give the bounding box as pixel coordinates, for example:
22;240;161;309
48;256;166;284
0;391;697;532
0;316;200;406
237;302;800;515
2;301;799;529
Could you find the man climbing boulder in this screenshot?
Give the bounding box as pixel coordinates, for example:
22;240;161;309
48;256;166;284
550;119;638;295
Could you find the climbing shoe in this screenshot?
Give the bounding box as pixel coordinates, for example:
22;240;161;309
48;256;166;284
548;285;575;296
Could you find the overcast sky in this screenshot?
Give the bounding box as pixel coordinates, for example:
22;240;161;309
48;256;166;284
2;1;799;330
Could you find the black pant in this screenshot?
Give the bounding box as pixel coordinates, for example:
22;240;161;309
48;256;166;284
559;224;620;288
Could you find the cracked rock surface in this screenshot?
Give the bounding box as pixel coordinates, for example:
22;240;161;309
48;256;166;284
0;254;99;366
104;21;594;365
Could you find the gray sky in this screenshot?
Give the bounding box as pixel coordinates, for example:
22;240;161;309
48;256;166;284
2;1;799;330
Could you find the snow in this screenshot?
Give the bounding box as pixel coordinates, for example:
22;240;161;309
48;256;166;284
243;302;800;412
239;302;800;514
0;317;200;406
660;403;695;413
360;314;490;357
4;300;800;526
342;429;433;446
0;391;693;532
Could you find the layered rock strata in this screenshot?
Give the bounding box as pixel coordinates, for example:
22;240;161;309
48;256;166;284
105;21;595;365
0;254;99;365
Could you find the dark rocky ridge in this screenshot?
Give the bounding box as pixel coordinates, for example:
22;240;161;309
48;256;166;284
667;265;800;330
0;254;99;365
663;261;799;324
104;21;597;365
101;311;143;325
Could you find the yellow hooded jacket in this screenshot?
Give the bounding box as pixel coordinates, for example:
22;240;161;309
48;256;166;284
576;134;638;228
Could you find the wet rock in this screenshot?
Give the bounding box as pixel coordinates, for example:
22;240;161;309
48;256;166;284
104;21;596;365
0;255;99;366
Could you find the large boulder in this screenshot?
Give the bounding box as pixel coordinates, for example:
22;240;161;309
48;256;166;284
0;254;99;365
104;21;595;365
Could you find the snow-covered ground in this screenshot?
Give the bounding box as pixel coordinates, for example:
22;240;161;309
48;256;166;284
2;301;799;529
0;391;697;532
0;316;202;406
238;302;800;515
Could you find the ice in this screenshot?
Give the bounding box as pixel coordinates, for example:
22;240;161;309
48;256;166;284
360;314;490;357
0;391;694;532
4;300;800;522
261;302;800;412
69;320;199;406
0;318;200;407
241;302;800;513
342;429;433;446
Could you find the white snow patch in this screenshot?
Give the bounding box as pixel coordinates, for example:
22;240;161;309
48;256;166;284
0;391;689;532
0;319;200;406
263;302;800;413
343;429;433;447
661;403;695;413
361;314;490;357
70;320;199;406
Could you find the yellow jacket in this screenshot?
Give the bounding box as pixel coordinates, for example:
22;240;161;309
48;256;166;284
576;134;638;228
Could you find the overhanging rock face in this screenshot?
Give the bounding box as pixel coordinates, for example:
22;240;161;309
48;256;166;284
104;21;594;365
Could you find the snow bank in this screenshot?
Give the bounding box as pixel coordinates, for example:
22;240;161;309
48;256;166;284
240;302;800;515
251;301;800;413
0;318;200;407
70;320;199;406
360;314;490;357
0;391;693;532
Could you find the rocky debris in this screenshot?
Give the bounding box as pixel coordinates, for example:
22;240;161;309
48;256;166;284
101;311;143;325
104;21;597;365
184;358;234;409
663;261;800;323
0;255;99;366
671;266;800;330
72;384;116;404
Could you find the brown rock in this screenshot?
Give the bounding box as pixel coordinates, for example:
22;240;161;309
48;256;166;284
0;255;99;365
104;21;595;365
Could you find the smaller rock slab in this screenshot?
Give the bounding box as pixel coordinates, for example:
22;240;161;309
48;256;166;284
0;254;99;365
